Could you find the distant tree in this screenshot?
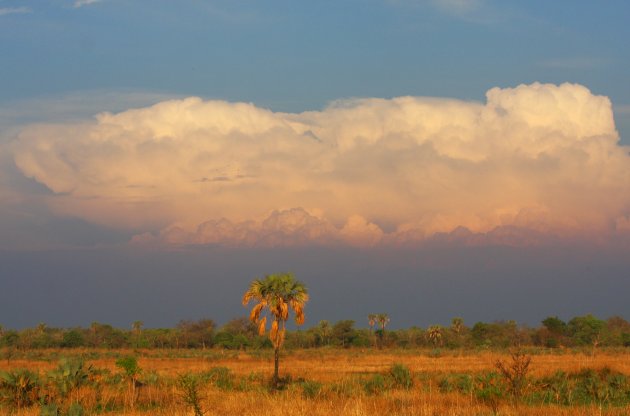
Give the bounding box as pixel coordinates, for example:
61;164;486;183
215;317;258;349
542;316;567;335
604;316;630;346
89;322;101;347
332;320;356;347
222;317;258;338
176;319;215;348
316;320;332;346
470;321;520;348
242;273;308;387
61;329;85;348
567;314;606;351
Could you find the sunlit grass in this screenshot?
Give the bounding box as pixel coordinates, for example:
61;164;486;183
2;348;630;415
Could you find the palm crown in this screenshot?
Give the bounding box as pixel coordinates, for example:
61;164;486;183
242;273;309;349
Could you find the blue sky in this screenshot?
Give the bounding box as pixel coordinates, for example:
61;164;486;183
1;0;629;328
1;0;629;141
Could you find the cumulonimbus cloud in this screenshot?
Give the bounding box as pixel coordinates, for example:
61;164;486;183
11;82;630;247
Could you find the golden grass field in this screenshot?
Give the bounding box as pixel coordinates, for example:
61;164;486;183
3;348;630;416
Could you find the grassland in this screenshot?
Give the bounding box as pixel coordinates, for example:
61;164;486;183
2;347;630;415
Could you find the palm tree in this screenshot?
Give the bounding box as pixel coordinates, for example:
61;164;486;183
242;273;308;386
368;314;378;347
428;325;443;346
375;313;390;348
451;317;464;335
132;320;143;334
132;321;144;348
376;313;390;332
368;314;377;332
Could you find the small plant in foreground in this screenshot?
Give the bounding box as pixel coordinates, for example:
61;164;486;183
49;358;93;402
115;355;141;408
495;349;531;407
0;369;40;410
177;373;205;416
475;372;504;415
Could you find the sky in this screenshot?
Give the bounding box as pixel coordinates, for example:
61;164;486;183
1;0;629;329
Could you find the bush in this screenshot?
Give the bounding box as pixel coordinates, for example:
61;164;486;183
363;374;389;395
115;355;140;380
301;380;323;398
202;367;234;390
177;373;204;416
439;374;474;394
0;369;40;409
49;358;93;399
475;372;505;415
389;363;413;389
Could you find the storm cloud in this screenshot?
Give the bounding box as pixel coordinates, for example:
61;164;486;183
10;82;630;247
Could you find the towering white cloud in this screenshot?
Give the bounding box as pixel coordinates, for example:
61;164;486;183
11;83;630;246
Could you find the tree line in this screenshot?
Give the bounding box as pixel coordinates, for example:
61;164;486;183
1;313;628;351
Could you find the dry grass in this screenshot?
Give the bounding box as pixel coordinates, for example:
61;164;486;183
2;348;630;415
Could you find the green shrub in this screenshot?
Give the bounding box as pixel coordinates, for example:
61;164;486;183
0;369;40;409
177;373;204;416
363;374;389;395
389;363;413;389
475;372;505;415
115;355;140;380
573;367;629;406
40;404;60;416
439;374;474;394
49;358;93;399
301;380;323;399
66;403;84;416
202;367;234;390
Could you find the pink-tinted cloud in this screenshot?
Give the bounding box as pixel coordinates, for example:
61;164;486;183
10;82;630;247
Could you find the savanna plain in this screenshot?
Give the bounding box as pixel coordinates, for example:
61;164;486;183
2;347;630;416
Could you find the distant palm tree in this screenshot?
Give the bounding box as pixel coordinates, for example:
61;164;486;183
368;314;377;332
368;314;378;347
375;313;390;348
451;317;464;336
242;273;308;387
376;313;390;332
132;321;143;334
428;325;443;346
132;321;144;348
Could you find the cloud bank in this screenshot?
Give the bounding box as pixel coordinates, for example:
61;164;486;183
10;83;630;247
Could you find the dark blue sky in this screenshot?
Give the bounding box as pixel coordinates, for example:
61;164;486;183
1;243;628;329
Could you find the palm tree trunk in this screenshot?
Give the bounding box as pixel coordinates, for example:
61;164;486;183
273;345;280;387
